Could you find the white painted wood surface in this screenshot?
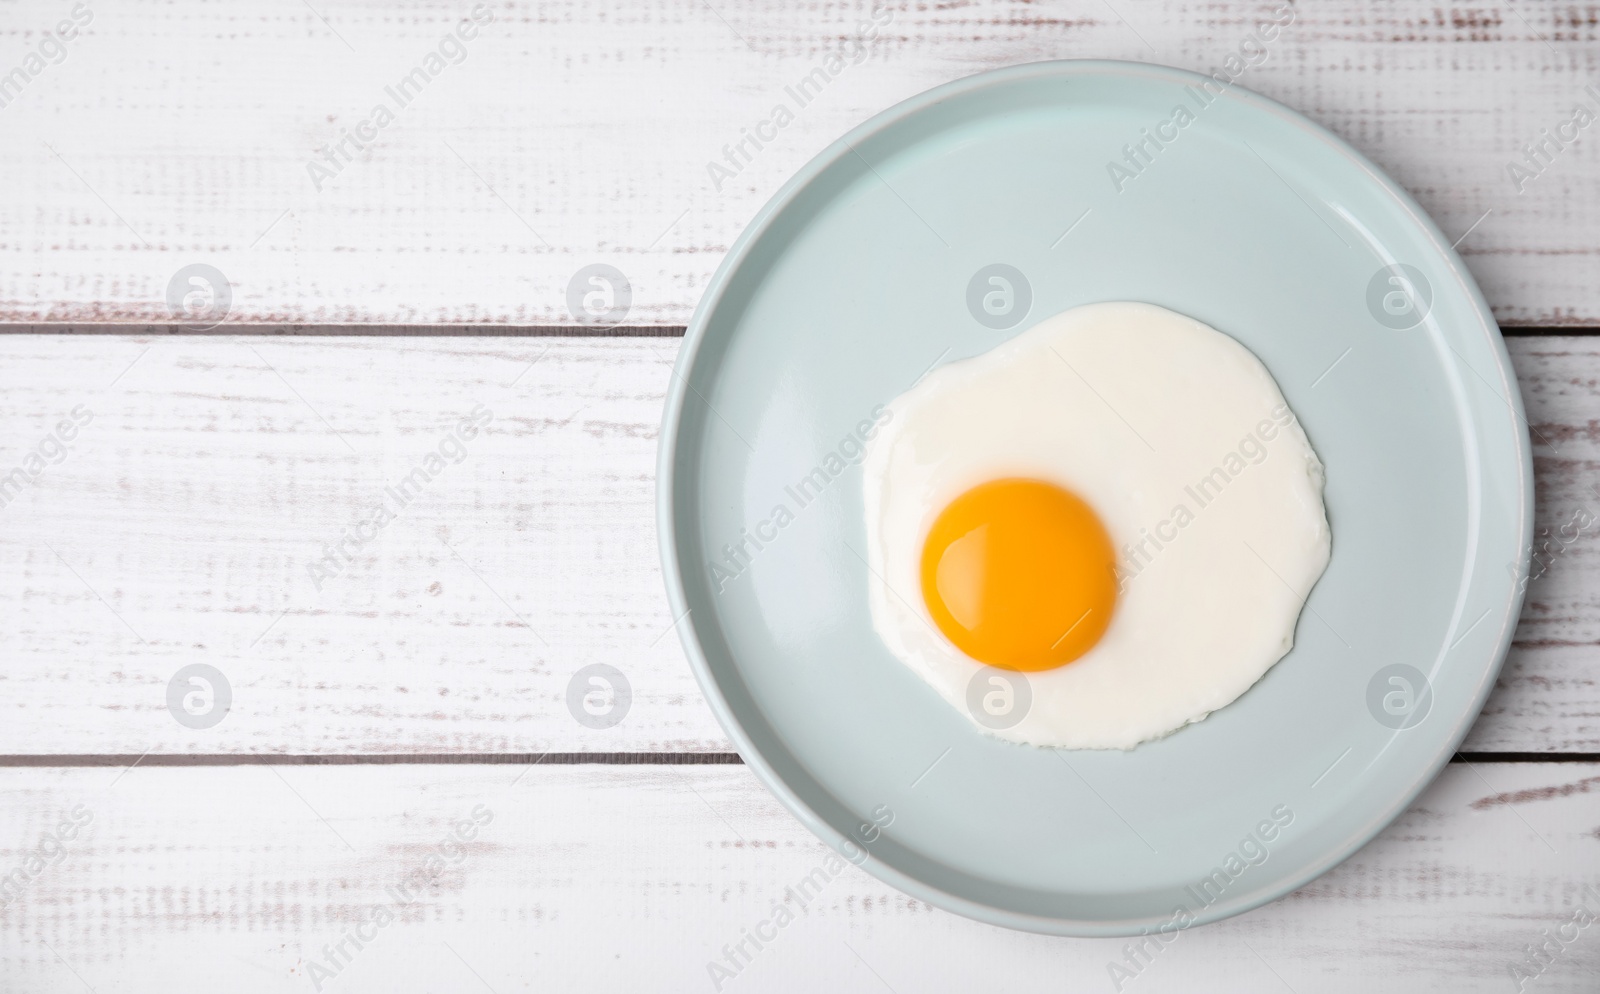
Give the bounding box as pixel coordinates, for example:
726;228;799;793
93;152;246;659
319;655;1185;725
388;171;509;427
0;762;1595;993
0;335;1594;755
1;1;1597;987
1;0;1598;326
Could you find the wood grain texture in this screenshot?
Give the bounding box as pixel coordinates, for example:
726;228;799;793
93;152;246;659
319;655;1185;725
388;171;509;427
0;334;1593;755
0;763;1595;992
0;0;1597;326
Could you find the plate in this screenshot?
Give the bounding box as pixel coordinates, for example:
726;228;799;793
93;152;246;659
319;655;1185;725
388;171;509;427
657;60;1531;936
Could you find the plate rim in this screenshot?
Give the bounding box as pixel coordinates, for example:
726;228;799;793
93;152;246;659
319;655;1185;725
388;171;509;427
656;57;1533;936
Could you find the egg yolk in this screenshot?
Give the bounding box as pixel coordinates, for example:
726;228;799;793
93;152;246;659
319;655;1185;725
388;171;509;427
919;478;1117;671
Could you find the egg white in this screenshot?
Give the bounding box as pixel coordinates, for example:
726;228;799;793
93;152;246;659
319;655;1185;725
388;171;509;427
862;301;1331;749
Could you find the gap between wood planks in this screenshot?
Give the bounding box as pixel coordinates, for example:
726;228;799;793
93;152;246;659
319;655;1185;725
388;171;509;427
0;324;692;336
0;324;1594;336
0;753;743;767
0;752;1589;767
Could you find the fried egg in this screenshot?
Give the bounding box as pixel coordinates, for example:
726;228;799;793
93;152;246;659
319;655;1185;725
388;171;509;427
862;301;1330;749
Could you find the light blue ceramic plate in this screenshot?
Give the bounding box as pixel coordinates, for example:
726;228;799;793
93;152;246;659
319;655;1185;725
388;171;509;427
657;61;1531;936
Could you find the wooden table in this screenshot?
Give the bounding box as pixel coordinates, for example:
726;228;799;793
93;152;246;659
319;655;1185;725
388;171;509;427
2;1;1596;990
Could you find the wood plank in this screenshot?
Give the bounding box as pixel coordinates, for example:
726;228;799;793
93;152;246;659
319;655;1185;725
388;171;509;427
1;0;1597;326
0;762;1595;992
0;335;1593;754
0;334;725;754
1482;339;1600;754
